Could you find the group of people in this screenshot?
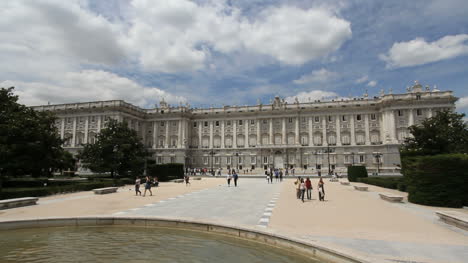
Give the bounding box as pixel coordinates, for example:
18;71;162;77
265;168;284;183
135;176;159;197
294;177;325;202
226;169;239;187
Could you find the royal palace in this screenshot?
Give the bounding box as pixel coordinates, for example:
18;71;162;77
32;82;457;174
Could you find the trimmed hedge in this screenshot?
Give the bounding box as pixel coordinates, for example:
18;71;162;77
402;154;468;208
147;163;184;182
0;180;131;200
347;166;368;182
358;176;407;192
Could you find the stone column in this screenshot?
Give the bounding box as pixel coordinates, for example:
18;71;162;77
350;114;356;145
295;117;300;144
71;117;77;147
97;116;101;133
233;120;237;148
84;116;89;144
245;120;249;148
178;120;183;148
309;117;313;146
256;119;261;146
209;121;213;148
198;122;202;148
364;114;370;145
221;120;225;148
388;110;397;143
165;121;169;148
181;119;186;148
322;117;327;146
336;116;342;146
269;118;273;145
427;108;433;118
380;112;387;143
408;109;414;126
153;121;157;149
60;118;65;140
282;118;286;144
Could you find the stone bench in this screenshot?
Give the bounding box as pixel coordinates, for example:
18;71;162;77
379;192;404;202
171;179;184;183
0;197;39;210
92;187;118;195
354;186;368;191
329;178;339;182
192;177;202;180
436;211;468;231
340;182;350;185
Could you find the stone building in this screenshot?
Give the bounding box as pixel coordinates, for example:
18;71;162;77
32;82;457;174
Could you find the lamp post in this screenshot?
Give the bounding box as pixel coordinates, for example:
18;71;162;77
235;152;239;172
374;152;382;175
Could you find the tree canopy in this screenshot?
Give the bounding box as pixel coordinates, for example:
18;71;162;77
78;119;148;177
402;110;468;156
0;87;72;181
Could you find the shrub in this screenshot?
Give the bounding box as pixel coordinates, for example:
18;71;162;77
402;154;468;208
147;163;184;182
347;166;368;182
357;176;406;191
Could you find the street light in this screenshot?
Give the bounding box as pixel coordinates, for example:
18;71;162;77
235;152;239;172
374;152;382;175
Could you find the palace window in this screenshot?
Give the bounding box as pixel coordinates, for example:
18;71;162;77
91;116;95;123
356;114;362;121
288;118;293;123
328;116;333;122
250;120;255;125
227;120;232;126
227;156;232;164
398;110;403;116
359;155;365;163
215;121;219;127
263;156;268;164
160;122;165;127
193;122;197;128
416;109;422;116
204;121;208;127
251;156;256;164
342;115;347;122
314;116;320;123
157;157;162;164
238;156;243;164
203;157;209;165
370;113;376;120
238;120;243;126
170;157;175;163
215;157;220;164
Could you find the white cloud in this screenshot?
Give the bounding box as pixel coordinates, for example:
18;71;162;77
293;68;337;84
456;96;468;110
355;75;368;84
240;6;352;65
285;90;338;103
2;70;186;107
367;80;377;87
379;34;468;68
126;1;352;72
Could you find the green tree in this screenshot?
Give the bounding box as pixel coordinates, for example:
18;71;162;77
78;119;148;178
0;87;67;189
402;110;468;155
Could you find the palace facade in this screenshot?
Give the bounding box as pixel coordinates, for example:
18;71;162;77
32;82;457;174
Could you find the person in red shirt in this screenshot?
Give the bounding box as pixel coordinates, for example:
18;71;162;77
305;177;313;200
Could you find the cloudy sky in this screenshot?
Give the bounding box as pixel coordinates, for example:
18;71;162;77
1;0;467;114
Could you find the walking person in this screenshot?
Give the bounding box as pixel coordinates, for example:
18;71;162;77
318;178;325;201
300;179;306;202
294;177;301;199
279;170;283;182
275;169;279;182
227;170;232;187
269;170;274;184
233;170;239;187
153;176;159;187
135;176;142;196
143;176;153;197
305;177;312;200
184;175;190;186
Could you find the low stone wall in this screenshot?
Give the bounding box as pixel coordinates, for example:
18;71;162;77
0;216;371;263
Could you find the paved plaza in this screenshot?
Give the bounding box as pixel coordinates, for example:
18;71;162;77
1;177;467;263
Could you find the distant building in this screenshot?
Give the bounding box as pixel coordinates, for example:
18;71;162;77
32;82;457;174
